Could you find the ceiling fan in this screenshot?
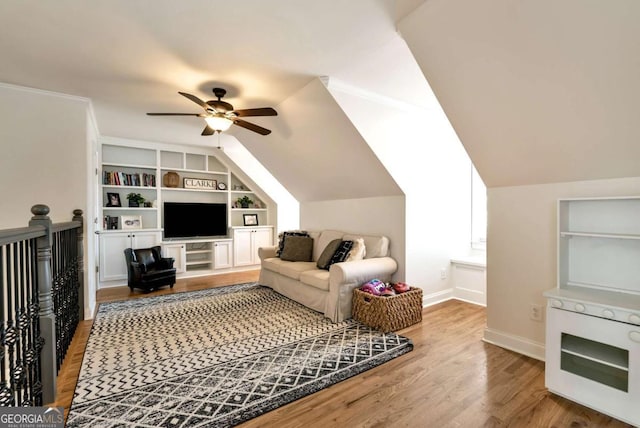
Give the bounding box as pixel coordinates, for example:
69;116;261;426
147;88;277;135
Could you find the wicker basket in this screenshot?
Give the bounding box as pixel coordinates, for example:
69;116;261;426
352;287;423;332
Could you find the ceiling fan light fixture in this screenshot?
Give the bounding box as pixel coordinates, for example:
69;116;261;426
204;115;233;132
148;88;275;136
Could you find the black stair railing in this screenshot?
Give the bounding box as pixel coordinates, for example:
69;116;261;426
0;205;83;406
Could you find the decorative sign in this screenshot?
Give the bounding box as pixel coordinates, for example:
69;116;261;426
184;178;217;190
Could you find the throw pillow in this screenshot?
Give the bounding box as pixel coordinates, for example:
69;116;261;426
316;238;343;270
280;236;314;262
345;238;366;262
276;230;309;257
328;240;354;267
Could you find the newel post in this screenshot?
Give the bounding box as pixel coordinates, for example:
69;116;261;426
73;209;84;321
29;204;57;404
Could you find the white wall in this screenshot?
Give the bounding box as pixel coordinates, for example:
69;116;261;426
486;176;640;360
0;83;90;227
326;79;471;300
0;82;95;317
300;195;405;280
217;135;299;232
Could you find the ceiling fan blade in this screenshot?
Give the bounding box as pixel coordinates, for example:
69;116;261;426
147;113;202;116
201;125;215;136
179;92;209;110
232;107;278;117
233;119;271;135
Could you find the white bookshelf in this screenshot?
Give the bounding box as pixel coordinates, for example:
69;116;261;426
98;139;274;286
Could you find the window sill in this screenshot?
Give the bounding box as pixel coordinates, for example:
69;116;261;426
450;254;486;269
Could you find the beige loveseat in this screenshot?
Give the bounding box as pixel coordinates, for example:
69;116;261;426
258;230;398;322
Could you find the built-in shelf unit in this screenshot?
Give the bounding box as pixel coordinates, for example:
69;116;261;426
97;138;274;287
544;197;640;427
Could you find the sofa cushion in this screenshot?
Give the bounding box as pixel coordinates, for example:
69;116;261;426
262;257;287;273
343;234;389;258
316;238;343;270
299;269;330;291
280;236;314;262
140;268;176;282
345;237;366;262
134;248;156;268
279;261;317;280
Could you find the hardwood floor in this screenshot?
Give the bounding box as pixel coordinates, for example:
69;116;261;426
53;273;632;427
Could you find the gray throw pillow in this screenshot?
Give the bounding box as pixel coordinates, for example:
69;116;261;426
328;240;353;266
276;230;309;257
316;239;343;270
280;236;314;262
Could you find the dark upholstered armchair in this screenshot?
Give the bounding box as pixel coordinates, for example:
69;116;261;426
124;246;176;292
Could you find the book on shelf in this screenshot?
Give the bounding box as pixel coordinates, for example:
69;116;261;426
103;171;156;187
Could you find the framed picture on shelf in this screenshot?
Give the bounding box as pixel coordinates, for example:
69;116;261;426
106;192;121;207
104;215;119;230
243;214;258;226
121;215;142;230
109;217;119;230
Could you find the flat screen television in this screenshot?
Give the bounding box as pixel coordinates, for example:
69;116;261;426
163;202;228;239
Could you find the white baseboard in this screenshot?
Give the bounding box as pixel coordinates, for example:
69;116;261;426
483;327;545;361
422;288;454;307
98;267;260;289
98;281;127;289
453;287;486;306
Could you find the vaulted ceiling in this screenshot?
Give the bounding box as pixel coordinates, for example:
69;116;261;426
1;0;638;196
0;0;407;202
399;0;640;187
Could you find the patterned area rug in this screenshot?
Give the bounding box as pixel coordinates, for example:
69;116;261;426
67;283;413;427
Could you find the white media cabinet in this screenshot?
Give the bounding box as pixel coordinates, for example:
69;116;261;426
162;239;233;274
544;197;640;426
97;138;274;287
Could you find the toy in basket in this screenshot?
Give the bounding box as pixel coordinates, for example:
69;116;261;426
352;279;423;332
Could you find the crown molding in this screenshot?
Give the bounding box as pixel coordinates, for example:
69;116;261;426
0;81;90;103
0;81;101;136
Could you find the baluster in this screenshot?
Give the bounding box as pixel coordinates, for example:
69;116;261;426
0;245;4;403
0;244;13;406
51;231;60;368
23;239;37;405
5;243;16;406
14;240;25;405
73;210;84;322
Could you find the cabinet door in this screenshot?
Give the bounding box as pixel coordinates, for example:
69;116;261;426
213;241;233;269
252;228;273;262
163;243;186;273
545;307;640;426
99;233;131;281
100;231;162;283
233;229;254;267
131;231;160;249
